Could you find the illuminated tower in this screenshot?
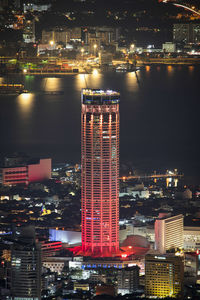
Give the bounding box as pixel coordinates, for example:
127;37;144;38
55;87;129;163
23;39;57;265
81;89;120;255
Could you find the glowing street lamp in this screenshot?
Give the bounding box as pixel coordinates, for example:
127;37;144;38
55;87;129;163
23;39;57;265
93;44;97;56
81;48;84;56
130;44;135;52
49;40;54;59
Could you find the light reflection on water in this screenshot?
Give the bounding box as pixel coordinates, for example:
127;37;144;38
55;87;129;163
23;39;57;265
145;66;150;72
126;72;139;92
75;72;102;90
42;77;61;91
17;93;34;115
188;65;194;72
0;65;199;182
75;74;88;90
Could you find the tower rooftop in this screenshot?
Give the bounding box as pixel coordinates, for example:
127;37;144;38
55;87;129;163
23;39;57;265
82;89;120;105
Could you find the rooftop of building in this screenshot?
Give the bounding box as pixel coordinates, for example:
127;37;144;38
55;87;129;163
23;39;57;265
82;89;120;105
1;154;51;169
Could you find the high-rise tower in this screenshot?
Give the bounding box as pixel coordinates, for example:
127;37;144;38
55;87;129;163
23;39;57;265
11;226;41;299
81;89;120;256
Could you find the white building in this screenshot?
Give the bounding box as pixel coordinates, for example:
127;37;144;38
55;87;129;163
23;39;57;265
155;214;184;254
24;3;51;13
184;226;200;251
162;42;176;53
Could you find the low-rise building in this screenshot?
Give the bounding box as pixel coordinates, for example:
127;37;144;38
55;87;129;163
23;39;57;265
117;266;140;295
0;158;51;185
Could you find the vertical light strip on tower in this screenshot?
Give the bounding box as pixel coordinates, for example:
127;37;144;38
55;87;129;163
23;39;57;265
81;89;120;256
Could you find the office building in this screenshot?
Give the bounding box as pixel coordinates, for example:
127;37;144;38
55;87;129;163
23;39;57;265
145;254;184;298
81;89;120;256
11;227;41;299
40;241;62;259
42;27;82;45
117;266;140;295
23;18;35;43
173;23;200;44
184;226;200;250
0;158;51;185
155;214;184;254
99;51;113;65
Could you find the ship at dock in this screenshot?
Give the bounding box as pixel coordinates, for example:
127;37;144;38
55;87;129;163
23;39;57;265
0;83;26;95
116;63;140;72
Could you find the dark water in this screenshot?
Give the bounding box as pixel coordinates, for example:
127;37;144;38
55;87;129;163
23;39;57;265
0;65;199;183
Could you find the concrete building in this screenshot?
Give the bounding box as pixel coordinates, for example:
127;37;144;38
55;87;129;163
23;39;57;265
49;229;81;246
43;257;71;274
173;23;200;44
192;24;200;44
23;3;51;13
162;42;176;53
1;158;51;185
42;27;82;45
83;27;119;45
155;214;184;254
184;226;200;251
117;266;140;295
74;282;89;291
41;241;62;259
11;227;41;300
99;51;113;65
145;254;184;298
81;89;120;256
23;18;35;43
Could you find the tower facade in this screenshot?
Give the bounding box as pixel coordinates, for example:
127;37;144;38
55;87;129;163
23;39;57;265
81;89;120;255
11;227;41;299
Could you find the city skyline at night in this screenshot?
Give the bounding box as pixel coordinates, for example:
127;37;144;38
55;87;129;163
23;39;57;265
0;0;200;299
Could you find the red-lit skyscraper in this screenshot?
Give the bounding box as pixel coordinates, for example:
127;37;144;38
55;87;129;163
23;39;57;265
81;89;120;256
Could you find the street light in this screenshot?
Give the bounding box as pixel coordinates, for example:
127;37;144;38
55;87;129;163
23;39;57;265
49;40;54;59
93;44;97;56
81;48;84;55
130;44;135;52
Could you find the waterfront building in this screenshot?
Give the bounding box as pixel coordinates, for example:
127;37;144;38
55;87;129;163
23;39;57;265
117;266;140;295
155;214;184;254
145;254;184;298
81;89;120;256
99;51;113;65
42;27;82;45
11;227;41;299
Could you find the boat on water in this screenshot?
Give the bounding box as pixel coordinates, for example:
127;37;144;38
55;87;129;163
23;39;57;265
0;83;27;95
116;64;140;72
